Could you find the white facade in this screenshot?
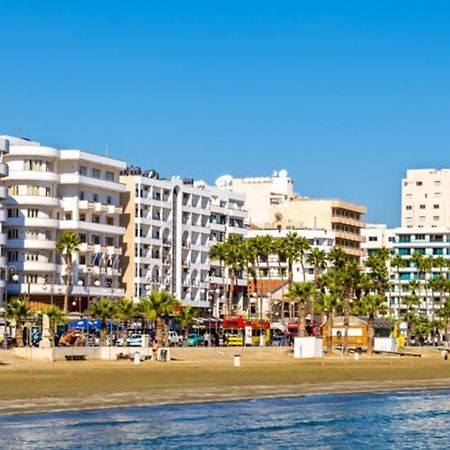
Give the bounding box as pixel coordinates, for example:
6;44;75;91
120;169;247;310
361;223;395;265
402;168;450;228
1;136;126;308
0;138;9;305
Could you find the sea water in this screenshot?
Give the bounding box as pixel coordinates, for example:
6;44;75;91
0;389;449;449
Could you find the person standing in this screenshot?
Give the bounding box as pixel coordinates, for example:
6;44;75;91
152;339;159;361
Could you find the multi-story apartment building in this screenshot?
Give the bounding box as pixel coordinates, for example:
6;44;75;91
120;168;247;312
361;223;395;265
1;136;126;311
402;168;450;228
0;138;9;305
217;170;366;259
389;226;450;321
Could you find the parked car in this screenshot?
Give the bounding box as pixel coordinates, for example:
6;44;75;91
271;335;288;346
116;333;145;347
169;331;183;346
187;333;204;347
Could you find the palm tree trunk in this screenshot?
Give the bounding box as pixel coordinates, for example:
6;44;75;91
298;300;306;337
63;253;72;314
228;269;236;315
15;321;24;348
156;317;163;344
100;320;107;346
123;320;128;347
326;311;333;355
343;298;349;355
367;313;375;355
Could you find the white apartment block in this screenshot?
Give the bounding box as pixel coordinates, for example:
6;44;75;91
1;136;126;311
120;168;247;311
389;226;450;320
402;168;450;228
361;224;395;265
0;138;9;304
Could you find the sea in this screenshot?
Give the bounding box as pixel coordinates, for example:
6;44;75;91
0;389;449;449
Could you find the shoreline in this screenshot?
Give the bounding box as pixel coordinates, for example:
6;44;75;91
2;377;450;416
1;347;450;416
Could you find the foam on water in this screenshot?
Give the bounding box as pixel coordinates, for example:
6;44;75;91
0;389;449;449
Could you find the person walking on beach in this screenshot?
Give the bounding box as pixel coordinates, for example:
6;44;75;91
152;340;159;361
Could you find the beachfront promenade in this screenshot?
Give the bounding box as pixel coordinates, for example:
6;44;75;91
0;347;449;415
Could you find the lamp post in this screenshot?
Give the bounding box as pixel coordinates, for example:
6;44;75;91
3;267;19;349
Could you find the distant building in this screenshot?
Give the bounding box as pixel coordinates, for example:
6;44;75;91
120;168;247;312
361;223;395;265
217;170;366;259
402;168;450;228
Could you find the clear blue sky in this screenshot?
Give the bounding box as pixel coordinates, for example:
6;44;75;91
2;1;450;227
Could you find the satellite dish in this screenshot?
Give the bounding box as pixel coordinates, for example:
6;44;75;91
215;175;233;187
279;169;288;178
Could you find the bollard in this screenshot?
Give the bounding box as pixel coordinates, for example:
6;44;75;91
234;354;241;367
134;352;141;365
354;352;360;361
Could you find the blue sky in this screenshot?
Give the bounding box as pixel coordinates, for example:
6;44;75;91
2;1;450;227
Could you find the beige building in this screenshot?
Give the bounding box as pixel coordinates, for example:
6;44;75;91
217;170;366;258
402;168;450;228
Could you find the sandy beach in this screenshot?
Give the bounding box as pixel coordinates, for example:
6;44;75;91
0;347;449;415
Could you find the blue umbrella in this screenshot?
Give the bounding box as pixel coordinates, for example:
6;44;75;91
67;319;115;330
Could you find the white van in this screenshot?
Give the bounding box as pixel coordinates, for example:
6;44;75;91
169;331;183;346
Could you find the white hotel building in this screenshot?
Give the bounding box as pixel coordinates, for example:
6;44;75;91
120;168;247;311
1;136;126;311
0;138;9;304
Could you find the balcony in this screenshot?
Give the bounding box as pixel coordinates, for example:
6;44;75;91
0;162;8;177
8;195;61;207
59;174;126;192
7;217;59;228
7;238;55;250
6;170;60;183
60;220;125;235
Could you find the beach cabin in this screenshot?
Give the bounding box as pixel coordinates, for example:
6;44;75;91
322;316;393;349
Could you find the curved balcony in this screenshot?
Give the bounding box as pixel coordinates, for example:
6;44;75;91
0;256;7;267
6;217;59;229
8;145;60;159
0;137;10;153
60;220;125;235
59;174;126;192
0;209;6;222
0;163;8;177
9;261;57;272
6;195;61;207
6;170;60;183
0;186;7;200
0;234;6;246
6;239;56;250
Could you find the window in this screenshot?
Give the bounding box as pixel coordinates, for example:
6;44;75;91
106;195;112;205
45;187;51;197
92;215;100;224
79;255;86;265
92;235;100;245
93;193;98;202
399;235;411;243
433;216;440;221
8;208;19;217
8;185;19;195
79;234;86;243
27;209;38;218
435;180;441;185
434;204;440;209
25;274;38;284
65;213;72;220
405;205;412;210
92;168;101;179
79;191;85;201
7;251;18;261
420;204;426;209
368;236;378;242
25;252;39;261
398;248;410;256
105;171;114;182
419;215;426;221
434;192;441;198
80;213;86;222
7;229;18;239
79;165;88;176
416;181;423;186
106;237;114;246
106;217;114;226
415;234;425;240
27;185;40;196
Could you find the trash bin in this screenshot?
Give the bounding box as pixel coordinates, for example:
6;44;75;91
354;352;360;361
234;354;240;367
159;348;168;362
133;352;141;365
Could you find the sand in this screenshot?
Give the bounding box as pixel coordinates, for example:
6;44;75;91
0;347;449;415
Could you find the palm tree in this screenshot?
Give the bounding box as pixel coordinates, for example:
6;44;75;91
361;294;386;355
273;237;288;318
88;298;117;346
438;300;450;343
307;248;327;324
176;306;198;343
243;237;260;312
288;282;315;337
115;298;138;346
209;241;228;313
41;305;66;346
316;291;340;355
390;254;405;316
222;235;245;315
6;298;32;347
56;231;81;314
139;290;179;346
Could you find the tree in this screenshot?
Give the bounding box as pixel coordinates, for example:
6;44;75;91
288;282;315;337
176;306;198;342
6;298;32;347
88;299;117;346
438;300;450;343
390;254;405;316
316;290;340;355
361;294;386;355
222;235;245;315
56;231;81;314
41;305;66;346
209;241;228;313
139;290;179;346
307;248;327;324
115;298;138;346
243;237;260;312
272;237;288;318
